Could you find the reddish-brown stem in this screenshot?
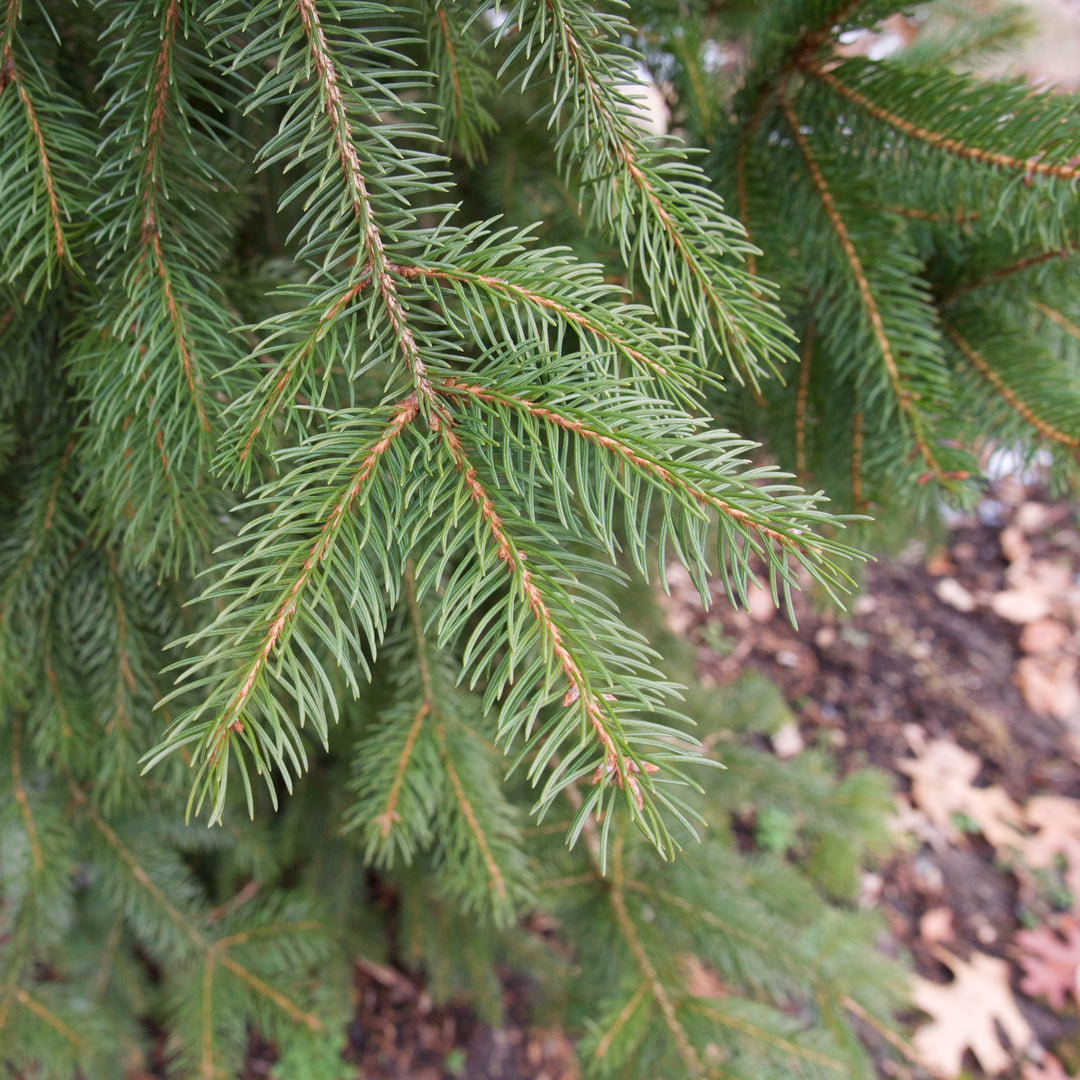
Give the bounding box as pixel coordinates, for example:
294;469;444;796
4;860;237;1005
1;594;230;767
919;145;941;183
733;0;870;262
211;395;418;762
1;3;64;262
138;0;209;431
297;0;434;404
781;93;942;479
436;420;632;788
942;321;1080;448
799;0;870;56
545;1;752;363
877;203;978;224
941;244;1076;305
374;701;429;838
734;92;778;280
435;8;463;113
396;263;668;379
440;378;813;556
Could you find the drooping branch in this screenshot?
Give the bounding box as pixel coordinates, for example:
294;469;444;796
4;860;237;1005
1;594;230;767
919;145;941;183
942;321;1080;448
440;377;819;558
297;0;435;405
136;0;208;431
396;263;670;380
1;0;64;261
436;419;649;801
780;93;943;479
801;57;1080;183
211;395;419;761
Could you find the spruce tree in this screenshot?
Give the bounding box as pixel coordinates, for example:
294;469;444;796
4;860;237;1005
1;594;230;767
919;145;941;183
1;1;1077;1077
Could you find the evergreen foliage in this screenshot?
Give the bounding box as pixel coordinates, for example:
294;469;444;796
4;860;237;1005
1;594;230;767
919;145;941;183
1;0;1077;1076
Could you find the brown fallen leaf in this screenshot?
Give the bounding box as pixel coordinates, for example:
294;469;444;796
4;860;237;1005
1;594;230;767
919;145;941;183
1014;796;1080;908
912;949;1035;1078
935;577;976;613
1000;525;1032;566
1023;1054;1079;1080
897;739;1024;850
1016;916;1080;1010
1014;655;1080;721
1019;619;1072;655
1005;558;1076;600
919;907;954;945
992;588;1052;624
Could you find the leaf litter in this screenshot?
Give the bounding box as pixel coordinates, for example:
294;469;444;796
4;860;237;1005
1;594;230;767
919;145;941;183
666;474;1080;1080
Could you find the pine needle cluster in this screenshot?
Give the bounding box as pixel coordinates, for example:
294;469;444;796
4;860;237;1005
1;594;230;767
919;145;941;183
1;0;1077;1076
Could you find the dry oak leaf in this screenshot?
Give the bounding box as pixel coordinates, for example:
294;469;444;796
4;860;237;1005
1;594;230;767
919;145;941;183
919;907;955;946
1023;1054;1079;1080
912;949;1035;1078
1019;619;1072;655
1016;795;1080;902
897;739;1024;851
992;588;1052;624
1016;916;1080;1009
1014;655;1080;722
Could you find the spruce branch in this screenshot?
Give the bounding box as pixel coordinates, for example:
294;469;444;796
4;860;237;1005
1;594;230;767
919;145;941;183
423;0;497;163
0;0;92;293
137;0;209;433
779;91;955;487
435;419;640;801
0;0;64;264
684;999;850;1074
9;716;43;875
68;782;331;1074
940;242;1077;306
800;56;1080;184
152;397;420;824
438;375;850;590
347;566;528;922
499;0;790;386
397;261;679;387
296;0;436;408
942;319;1080;449
607;836;704;1078
1034;300;1080;342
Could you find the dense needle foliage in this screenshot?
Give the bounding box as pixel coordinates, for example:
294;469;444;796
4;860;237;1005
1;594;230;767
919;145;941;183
1;0;1078;1076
